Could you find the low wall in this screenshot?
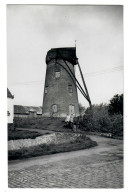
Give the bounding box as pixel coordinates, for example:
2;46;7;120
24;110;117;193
8;132;83;151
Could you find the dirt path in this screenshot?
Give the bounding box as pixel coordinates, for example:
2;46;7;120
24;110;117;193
8;135;123;171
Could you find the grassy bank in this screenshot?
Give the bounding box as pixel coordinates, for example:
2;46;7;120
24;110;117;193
8;136;97;160
85;131;123;140
8;129;50;140
14;117;70;131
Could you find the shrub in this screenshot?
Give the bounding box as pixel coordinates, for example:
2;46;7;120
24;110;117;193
80;103;123;136
109;114;123;136
80;104;109;132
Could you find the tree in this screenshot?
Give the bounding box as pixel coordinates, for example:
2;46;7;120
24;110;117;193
79;103;86;116
108;94;123;115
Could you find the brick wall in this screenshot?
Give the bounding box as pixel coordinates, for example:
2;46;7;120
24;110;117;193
8;132;83;151
42;59;79;117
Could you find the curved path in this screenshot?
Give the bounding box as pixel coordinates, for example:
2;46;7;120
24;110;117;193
8;135;123;188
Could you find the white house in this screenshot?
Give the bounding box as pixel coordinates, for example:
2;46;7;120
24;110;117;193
7;88;14;124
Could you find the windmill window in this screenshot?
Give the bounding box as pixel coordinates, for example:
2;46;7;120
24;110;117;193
68;85;73;93
52;104;57;113
7;111;10;116
55;71;60;78
45;86;48;94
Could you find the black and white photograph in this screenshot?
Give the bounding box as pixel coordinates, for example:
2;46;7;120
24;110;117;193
5;2;125;189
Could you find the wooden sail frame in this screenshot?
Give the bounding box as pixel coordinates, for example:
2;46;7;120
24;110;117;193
77;60;92;108
56;50;92;108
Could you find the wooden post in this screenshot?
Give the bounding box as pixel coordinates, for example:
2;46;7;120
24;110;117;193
77;59;92;109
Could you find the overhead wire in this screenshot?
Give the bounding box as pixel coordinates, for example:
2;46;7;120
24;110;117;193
76;66;123;78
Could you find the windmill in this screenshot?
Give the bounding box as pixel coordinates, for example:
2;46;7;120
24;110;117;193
42;46;91;117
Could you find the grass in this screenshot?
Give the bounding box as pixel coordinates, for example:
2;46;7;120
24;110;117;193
8;129;50;140
8;136;97;160
85;131;123;140
14;117;72;132
8;118;98;160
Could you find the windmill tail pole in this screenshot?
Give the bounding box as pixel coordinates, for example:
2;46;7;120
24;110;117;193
77;59;92;109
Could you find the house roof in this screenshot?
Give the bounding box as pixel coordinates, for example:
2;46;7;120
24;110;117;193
7;88;14;99
14;105;42;114
14;105;27;114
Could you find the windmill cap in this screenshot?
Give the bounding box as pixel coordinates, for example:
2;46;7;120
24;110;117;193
46;47;77;65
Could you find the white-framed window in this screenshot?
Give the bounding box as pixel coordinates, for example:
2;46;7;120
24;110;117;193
55;71;60;78
7;111;10;116
52;104;57;113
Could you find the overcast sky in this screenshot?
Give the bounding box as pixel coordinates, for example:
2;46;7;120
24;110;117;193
7;5;123;108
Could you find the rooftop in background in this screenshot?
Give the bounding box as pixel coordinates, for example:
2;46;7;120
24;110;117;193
7;88;14;99
14;105;42;114
46;47;77;65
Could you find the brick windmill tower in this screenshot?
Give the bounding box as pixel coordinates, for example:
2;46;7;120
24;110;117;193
42;47;80;117
42;47;91;118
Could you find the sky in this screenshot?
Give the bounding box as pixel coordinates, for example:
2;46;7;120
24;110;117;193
7;5;123;108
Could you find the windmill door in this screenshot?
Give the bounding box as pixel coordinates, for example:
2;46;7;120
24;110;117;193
69;105;75;115
52;104;57;113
